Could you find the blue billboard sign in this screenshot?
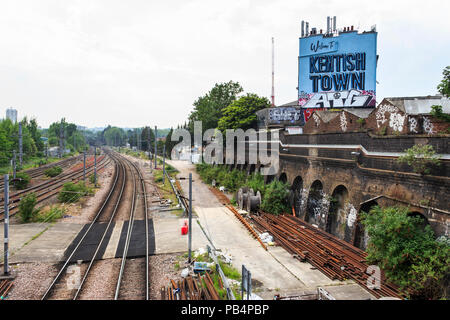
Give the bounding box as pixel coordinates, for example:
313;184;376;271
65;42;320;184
298;31;377;115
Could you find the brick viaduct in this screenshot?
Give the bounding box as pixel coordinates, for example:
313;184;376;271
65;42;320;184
221;131;449;250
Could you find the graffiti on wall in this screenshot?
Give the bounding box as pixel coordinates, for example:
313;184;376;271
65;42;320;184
268;107;304;124
300;89;375;109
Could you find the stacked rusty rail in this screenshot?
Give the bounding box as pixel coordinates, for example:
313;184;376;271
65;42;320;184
250;213;403;299
0;280;14;300
161;273;221;300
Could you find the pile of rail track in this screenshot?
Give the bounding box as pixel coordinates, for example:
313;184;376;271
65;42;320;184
0;154;110;221
250;212;403;299
161;273;221;300
0;279;14;300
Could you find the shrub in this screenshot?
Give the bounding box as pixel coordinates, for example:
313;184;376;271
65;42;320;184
260;180;290;215
34;206;66;222
89;174;97;185
361;206;450;299
58;181;92;203
245;173;265;195
12;172;31;190
397;144;441;175
44;166;63;177
18;193;40;223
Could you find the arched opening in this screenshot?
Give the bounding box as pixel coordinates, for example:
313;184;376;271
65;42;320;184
305;180;324;225
265;174;275;184
279;173;287;184
291;176;303;217
354;200;378;250
408;211;429;230
325;185;349;240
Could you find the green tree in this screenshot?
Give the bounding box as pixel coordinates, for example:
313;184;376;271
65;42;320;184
437;65;450;98
18;193;40;223
260;180;290;215
217;94;271;131
397;144;441;175
361;206;450;299
103;126;126;146
189;81;243;133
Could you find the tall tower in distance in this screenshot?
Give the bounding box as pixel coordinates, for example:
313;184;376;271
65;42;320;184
271;37;275;107
6;108;18;123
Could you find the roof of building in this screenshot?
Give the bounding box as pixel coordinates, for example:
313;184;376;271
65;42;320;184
345;108;374;119
384;95;450;115
314;110;339;123
277;100;299;107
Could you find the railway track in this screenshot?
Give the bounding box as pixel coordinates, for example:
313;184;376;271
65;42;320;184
0;154;110;221
0;155;82;191
41;150;150;300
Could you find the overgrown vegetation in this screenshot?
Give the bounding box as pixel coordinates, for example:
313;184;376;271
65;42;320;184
196;163;246;192
57;181;93;203
196;163;291;214
44;166;63;177
260;180;290;215
397;144;441;174
33;206;66;223
18;193;40;223
12;172;31;190
361;206;450;299
430;105;450;123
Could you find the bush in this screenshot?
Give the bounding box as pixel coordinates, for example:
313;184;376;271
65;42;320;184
34;206;66;222
397;144;441;175
260;180;290;215
44;166;63;177
245;173;266;195
361;206;450;299
18;193;40;223
12;172;31;190
58;181;93;203
89;174;97;185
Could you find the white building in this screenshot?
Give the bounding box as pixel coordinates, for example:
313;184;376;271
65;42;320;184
6;108;17;123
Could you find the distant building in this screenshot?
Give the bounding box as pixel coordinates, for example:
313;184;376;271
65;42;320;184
6;108;17;123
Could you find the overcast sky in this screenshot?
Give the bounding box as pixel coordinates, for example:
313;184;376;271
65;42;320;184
0;0;449;128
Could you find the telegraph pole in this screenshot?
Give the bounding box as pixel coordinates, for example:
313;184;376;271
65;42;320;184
162;145;166;184
188;173;192;264
12;151;16;179
94;146;97;186
154;126;157;169
18;123;23;166
83;151;86;182
3;175;9;276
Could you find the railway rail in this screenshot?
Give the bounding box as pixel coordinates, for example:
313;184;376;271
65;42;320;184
0;154;109;221
41;150;150;300
0;155;82;191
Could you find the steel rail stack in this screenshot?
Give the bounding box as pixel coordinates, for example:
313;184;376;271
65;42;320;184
250;212;403;299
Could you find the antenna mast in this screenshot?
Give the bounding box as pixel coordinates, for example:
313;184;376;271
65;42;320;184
271;36;275;107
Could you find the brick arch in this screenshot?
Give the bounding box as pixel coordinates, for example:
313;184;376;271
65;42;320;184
291;176;304;217
278;172;287;184
305;180;324;225
326;185;349;240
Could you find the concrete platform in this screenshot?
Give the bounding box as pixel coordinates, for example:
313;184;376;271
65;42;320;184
0;222;85;263
153;216;208;254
